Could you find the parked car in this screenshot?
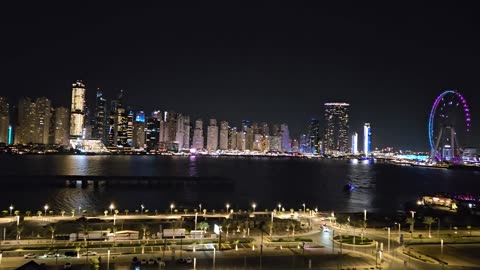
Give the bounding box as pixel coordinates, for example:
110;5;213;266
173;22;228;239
64;263;72;269
81;251;97;256
141;259;147;265
24;253;37;259
148;259;155;265
185;257;192;264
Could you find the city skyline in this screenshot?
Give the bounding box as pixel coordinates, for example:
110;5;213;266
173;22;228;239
1;2;480;150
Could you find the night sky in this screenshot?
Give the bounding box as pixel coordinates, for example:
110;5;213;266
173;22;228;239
1;2;479;150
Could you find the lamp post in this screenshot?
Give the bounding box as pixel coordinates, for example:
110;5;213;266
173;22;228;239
107;249;111;270
9;205;13;216
194;212;198;230
252;203;256;213
213;246;216;269
170;203;174;215
141;204;144;215
226;203;230;214
199;204;202;213
302;203;306;213
270;211;274;236
410;211;416;235
387;227;391;254
44;205;48;216
109;203;114;215
364;209;367;221
278;203;282;212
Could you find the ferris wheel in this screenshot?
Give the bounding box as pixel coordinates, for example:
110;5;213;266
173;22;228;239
428;90;471;163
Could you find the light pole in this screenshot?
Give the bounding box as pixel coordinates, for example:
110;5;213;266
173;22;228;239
364;209;367;221
109;203;114;215
387;227;391;254
302;203;306;213
44;204;49;216
226;203;230;214
107;249;111;270
252;203;256;213
194;212;198;230
213;246;216;269
199;204;202;213
278;203;281;212
170;203;174;215
141;204;144;215
9;205;13;216
410;211;416;235
270;211;274;236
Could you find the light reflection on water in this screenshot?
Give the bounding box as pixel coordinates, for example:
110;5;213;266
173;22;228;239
0;155;479;214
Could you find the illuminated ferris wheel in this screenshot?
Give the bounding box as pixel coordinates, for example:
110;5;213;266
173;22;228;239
428;90;471;163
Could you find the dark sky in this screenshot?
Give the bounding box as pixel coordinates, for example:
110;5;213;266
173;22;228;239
1;2;479;150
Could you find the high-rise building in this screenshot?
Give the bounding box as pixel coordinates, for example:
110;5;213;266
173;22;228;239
280;124;291;152
166;111;177;143
219;121;229;150
182;115;191;150
70;80;86;139
352;132;358;155
192;119;204;149
292;139;299;153
34;97;52;144
54;107;70;146
15;97;34;144
145;111;160;151
260;122;269;136
246;126;254;150
323;103;350;154
236;131;246;151
228;127;237;150
175;114;185;149
308;118;320;154
269;135;281;152
93;89;108;144
207;119;219;152
253;134;263;151
0;96;9;144
364;123;371;155
299;134;308;153
132;111;146;149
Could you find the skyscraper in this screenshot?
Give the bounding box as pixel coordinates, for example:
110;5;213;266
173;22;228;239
192;119;204;150
364;123;371;155
70;80;86;139
207;119;219;152
182;115;191;150
54;107;70;146
308;118;320;154
352;132;358;155
280;124;291;152
0;96;9;144
323;103;349;154
145;111;160;151
93;89;108;144
228;127;237;150
34;97;52;144
132;111;146;149
219;121;229;150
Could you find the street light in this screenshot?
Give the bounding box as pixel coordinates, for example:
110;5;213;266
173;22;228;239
410;211;416;235
44;204;49;216
364;209;367;221
9;205;13;216
141;204;144;215
278;203;282;212
270;211;274;236
226;203;230;213
252;203;256;213
302;203;306;213
109;203;114;215
199;203;202;213
170;203;174;215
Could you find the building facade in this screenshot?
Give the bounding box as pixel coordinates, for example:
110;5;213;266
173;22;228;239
323;103;350;154
69;80;86;139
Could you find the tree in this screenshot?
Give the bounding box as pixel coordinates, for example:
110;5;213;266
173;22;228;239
104;210;108;216
124;209;129;215
71;209;75;217
114;209;119;215
26;211;32;217
198;221;210;232
79;223;90;244
37;211;42;217
423;216;435;238
14;210;20;216
184;209;188;215
140;224;149;240
61;210;65;217
467;225;472;236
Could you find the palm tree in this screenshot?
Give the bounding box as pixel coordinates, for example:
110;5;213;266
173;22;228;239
423;216;435;238
140;224;149;240
71;209;75;217
184;209;188;215
198;221;210;232
61;210;65;217
114;209;119;215
467;225;472;236
225;223;231;238
26;210;31;217
79;223;90;244
14;210;20;216
124;209;129;215
37;211;42;217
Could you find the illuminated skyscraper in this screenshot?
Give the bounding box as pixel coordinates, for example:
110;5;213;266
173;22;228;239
132;111;146;149
207;119;219;152
145;111;160;151
308;118;320;154
323;103;349;154
192;119;204;149
219;121;229;150
0;96;9;144
364;123;371;155
70;80;86;138
93;89;108;144
182;115;191;150
352;132;358;155
34;97;52;144
54;107;70;146
280;124;291;152
228;127;237;150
